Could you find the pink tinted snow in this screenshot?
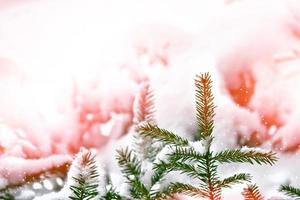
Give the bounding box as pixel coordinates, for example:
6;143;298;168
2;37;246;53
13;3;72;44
213;0;300;150
1;0;300;188
0;154;71;188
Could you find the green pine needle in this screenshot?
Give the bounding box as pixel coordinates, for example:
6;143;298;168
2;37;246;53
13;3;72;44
167;146;205;163
218;173;251;188
116;148;142;179
279;184;300;199
139;123;189;146
242;184;264;200
153;182;206;200
155;160;199;179
197;151;221;200
151;160;169;187
214;149;277;165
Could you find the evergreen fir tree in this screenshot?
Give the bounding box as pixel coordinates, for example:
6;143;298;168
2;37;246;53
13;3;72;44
69;149;125;200
137;73;277;200
242;184;264;200
132;82;159;161
279;184;300;199
116;82;180;200
69;149;101;200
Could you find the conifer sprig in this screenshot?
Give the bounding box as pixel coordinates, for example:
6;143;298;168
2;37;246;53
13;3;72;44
117;84;192;200
116;148;142;180
218;173;251;188
133;83;159;161
116;146;177;200
279;184;300;199
116;148;149;199
135;72;277;200
139;123;189;146
197;151;222;200
214;149;277;165
154;160;199;180
195;73;216;139
115;72;277;200
242;184;264;200
151;160;169;187
133;83;156;127
153;182;207;200
69;150;100;200
167;146;205;163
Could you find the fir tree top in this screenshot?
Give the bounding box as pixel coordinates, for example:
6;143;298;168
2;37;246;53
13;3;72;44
68;149;103;200
137;72;277;200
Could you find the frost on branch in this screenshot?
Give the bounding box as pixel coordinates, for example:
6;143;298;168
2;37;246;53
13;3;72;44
0;155;71;190
132;82;159;161
137;72;277;200
33;149;124;200
68;149;105;200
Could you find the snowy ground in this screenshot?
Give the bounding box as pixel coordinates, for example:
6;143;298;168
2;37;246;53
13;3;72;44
1;0;300;199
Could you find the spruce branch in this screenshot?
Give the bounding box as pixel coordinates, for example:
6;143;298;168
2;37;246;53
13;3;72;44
214;149;277;165
116;148;149;199
242;184;264;200
167;146;205;163
155;160;199;179
197;151;221;200
133;82;156;127
115;72;277;200
133;83;159;161
139;123;189;146
150;160;200;196
195;73;216;139
218;173;251;188
116;148;142;180
69;150;100;200
147;72;276;199
153;182;206;200
150;161;167;188
279;184;300;199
